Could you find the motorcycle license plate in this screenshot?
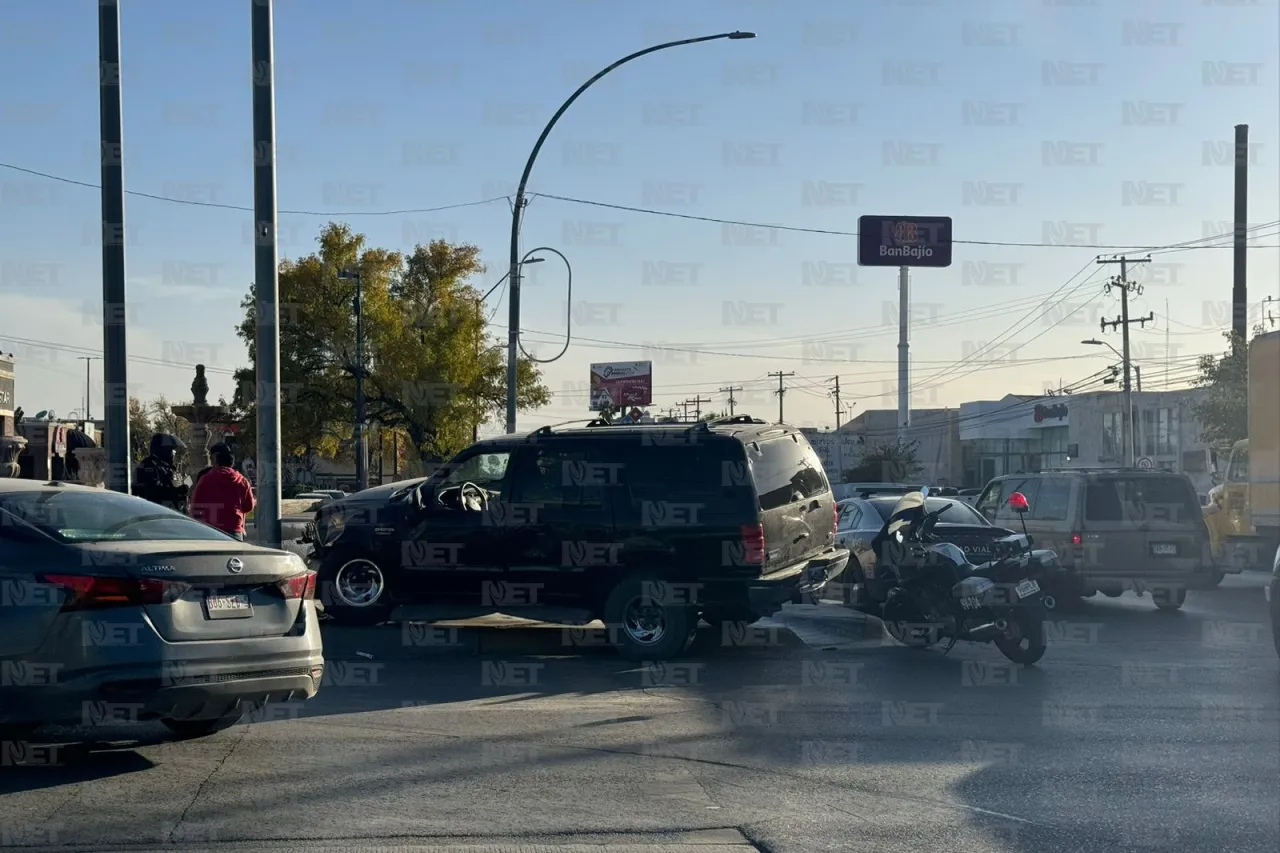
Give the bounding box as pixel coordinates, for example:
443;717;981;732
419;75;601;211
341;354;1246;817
1015;580;1040;599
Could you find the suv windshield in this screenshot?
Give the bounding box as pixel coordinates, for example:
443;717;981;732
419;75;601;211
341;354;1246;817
0;489;232;543
1086;475;1202;524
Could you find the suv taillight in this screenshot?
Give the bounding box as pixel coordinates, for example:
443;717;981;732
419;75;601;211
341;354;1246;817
39;574;189;610
833;504;839;537
279;570;317;600
740;523;765;566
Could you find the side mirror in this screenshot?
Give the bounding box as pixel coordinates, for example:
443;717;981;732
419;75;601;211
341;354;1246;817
1210;471;1222;486
1008;492;1031;514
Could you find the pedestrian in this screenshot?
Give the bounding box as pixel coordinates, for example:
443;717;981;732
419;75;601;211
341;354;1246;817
133;433;191;512
188;443;256;540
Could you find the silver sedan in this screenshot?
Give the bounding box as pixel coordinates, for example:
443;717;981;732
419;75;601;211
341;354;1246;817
0;480;324;741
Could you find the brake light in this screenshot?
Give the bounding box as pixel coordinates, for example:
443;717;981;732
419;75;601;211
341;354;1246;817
1071;533;1083;546
739;523;765;565
279;571;317;600
833;504;839;536
39;574;189;610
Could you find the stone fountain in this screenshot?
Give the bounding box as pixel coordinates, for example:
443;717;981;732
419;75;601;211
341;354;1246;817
170;365;231;470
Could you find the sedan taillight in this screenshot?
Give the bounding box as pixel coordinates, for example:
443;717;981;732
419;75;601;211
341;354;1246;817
39;574;190;610
278;570;317;600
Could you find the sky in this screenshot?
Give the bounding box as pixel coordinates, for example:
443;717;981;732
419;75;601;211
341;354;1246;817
1;0;1277;437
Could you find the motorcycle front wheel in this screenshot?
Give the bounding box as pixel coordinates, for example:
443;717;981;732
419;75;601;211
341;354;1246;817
993;612;1046;665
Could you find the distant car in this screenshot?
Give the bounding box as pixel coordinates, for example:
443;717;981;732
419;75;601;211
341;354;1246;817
837;495;1015;603
0;480;324;741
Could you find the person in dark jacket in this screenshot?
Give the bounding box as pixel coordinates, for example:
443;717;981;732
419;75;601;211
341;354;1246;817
132;433;190;512
188;443;255;540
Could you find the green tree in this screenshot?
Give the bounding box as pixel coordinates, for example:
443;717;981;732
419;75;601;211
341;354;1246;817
233;223;550;467
1191;324;1265;448
843;439;923;483
128;396;152;462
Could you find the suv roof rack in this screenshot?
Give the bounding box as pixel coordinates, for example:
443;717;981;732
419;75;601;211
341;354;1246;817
1033;467;1160;473
705;414;768;426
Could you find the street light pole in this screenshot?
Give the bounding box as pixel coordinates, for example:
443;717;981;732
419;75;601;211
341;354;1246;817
504;31;756;434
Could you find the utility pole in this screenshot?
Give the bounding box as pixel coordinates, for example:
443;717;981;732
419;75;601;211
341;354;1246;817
679;400;691;422
769;371;795;424
829;376;843;430
686;395;711;421
99;0;129;494
338;268;367;492
897;265;910;438
1233;123;1249;342
78;356;101;422
251;0;282;547
719;386;743;417
1098;255;1152;467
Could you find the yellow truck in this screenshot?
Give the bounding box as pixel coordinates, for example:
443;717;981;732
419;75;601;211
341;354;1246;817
1206;329;1280;572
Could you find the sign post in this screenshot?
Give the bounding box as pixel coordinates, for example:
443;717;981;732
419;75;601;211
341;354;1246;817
857;216;954;440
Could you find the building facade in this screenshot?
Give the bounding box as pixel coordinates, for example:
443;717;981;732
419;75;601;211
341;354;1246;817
958;388;1214;493
803;407;963;486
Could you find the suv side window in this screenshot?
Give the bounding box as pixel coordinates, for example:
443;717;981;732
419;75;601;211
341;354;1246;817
607;441;755;514
513;447;604;507
1032;478;1072;521
748;434;830;511
993;477;1040;523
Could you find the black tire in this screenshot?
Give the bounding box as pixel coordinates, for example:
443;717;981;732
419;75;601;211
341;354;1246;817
602;574;697;662
1205;571;1226;588
161;713;242;739
1151;586;1187;611
994;612;1046;665
317;549;396;626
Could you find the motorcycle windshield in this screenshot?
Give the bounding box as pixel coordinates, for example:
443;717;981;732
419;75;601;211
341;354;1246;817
878;490;927;541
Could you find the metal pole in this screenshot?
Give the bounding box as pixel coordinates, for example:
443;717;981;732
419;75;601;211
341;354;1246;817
251;0;282;548
353;271;368;492
1119;259;1134;467
1233;123;1249;342
897;265;910;439
505;31;755;434
98;0;129;493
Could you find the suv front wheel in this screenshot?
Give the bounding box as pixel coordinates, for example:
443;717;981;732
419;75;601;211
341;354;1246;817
602;574;697;662
318;549;397;625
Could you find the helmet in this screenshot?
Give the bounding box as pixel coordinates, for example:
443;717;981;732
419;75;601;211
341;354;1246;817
149;433;187;455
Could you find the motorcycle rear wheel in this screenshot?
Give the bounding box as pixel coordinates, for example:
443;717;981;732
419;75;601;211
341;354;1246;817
885;620;941;649
994;612;1046;665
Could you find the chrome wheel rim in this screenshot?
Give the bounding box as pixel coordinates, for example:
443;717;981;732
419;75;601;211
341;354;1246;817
334;559;385;607
621;597;667;646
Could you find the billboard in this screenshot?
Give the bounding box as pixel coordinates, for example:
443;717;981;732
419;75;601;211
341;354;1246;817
857;215;953;268
589;361;652;410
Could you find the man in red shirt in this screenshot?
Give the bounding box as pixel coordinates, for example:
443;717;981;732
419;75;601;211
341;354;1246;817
189;444;255;540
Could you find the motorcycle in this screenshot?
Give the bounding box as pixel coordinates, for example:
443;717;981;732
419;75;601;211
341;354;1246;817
853;487;1064;664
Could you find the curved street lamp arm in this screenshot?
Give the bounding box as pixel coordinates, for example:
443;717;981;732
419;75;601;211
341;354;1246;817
509;32;746;217
517;246;572;364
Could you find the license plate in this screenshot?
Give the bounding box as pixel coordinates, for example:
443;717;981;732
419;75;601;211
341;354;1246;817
1150;542;1178;557
205;592;252;619
1015;579;1040;599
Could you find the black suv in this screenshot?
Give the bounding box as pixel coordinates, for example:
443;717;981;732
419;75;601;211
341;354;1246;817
304;415;849;659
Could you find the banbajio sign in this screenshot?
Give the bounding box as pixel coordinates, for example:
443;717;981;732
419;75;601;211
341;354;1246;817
1032;403;1068;425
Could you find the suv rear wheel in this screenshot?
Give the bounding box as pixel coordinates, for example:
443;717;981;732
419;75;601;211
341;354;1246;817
602;574;697;662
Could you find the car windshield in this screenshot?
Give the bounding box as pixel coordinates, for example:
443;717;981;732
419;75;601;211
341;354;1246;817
869;497;984;526
0;489;232;543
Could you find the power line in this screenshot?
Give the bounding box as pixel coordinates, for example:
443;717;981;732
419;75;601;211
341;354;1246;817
4;160;1278;250
533;192;1280;250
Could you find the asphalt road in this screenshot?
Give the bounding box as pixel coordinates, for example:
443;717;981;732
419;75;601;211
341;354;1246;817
1;574;1276;853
